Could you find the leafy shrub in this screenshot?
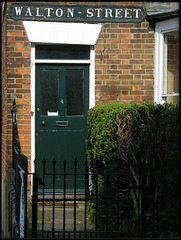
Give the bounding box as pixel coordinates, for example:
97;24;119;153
87;102;179;237
87;102;138;172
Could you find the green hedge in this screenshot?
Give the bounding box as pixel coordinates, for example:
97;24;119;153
87;102;138;171
87;102;179;237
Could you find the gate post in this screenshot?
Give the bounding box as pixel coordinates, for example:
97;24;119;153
24;173;27;238
32;173;38;238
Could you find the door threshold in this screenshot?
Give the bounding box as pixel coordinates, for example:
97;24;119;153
37;193;87;199
38;189;87;195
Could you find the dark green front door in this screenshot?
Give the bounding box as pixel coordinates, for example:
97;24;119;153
35;64;89;193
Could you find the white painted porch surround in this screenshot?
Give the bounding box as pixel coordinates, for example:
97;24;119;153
23;21;102;176
23;21;102;45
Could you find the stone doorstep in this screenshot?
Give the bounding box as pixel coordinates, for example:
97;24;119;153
37;194;86;207
37;202;79;207
37;194;86;199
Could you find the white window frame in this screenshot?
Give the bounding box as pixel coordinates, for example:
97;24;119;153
154;17;179;104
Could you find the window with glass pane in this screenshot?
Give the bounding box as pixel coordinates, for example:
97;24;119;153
36;45;90;60
163;30;179;104
66;70;84;116
41;69;59;115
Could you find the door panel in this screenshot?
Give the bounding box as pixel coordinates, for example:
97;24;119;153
66;69;84;116
35;64;89;193
41;69;59;116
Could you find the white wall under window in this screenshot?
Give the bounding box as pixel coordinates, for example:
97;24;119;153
154;17;179;104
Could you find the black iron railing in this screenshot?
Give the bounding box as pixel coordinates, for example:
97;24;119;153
8;99;178;239
30;158;155;239
9;99;28;238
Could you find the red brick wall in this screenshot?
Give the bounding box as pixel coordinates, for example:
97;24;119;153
95;21;154;105
1;2;8;179
6;2;31;171
5;1;155;169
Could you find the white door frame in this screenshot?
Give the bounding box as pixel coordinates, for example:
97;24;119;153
30;45;96;173
25;21;102;174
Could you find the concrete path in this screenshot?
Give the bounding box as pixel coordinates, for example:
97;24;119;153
27;197;94;238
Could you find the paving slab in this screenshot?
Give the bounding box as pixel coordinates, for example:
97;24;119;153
26;198;94;238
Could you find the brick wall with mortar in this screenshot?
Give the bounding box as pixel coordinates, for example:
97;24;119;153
95;21;154;105
1;2;8;180
6;1;31;172
5;1;155;170
1;2;9;237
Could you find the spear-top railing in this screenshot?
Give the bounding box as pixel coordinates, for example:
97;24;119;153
10;99;28;237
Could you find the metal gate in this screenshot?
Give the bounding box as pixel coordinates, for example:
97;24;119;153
28;158;155;239
9;100;28;238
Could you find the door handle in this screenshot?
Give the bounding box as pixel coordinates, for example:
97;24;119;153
42;121;46;126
